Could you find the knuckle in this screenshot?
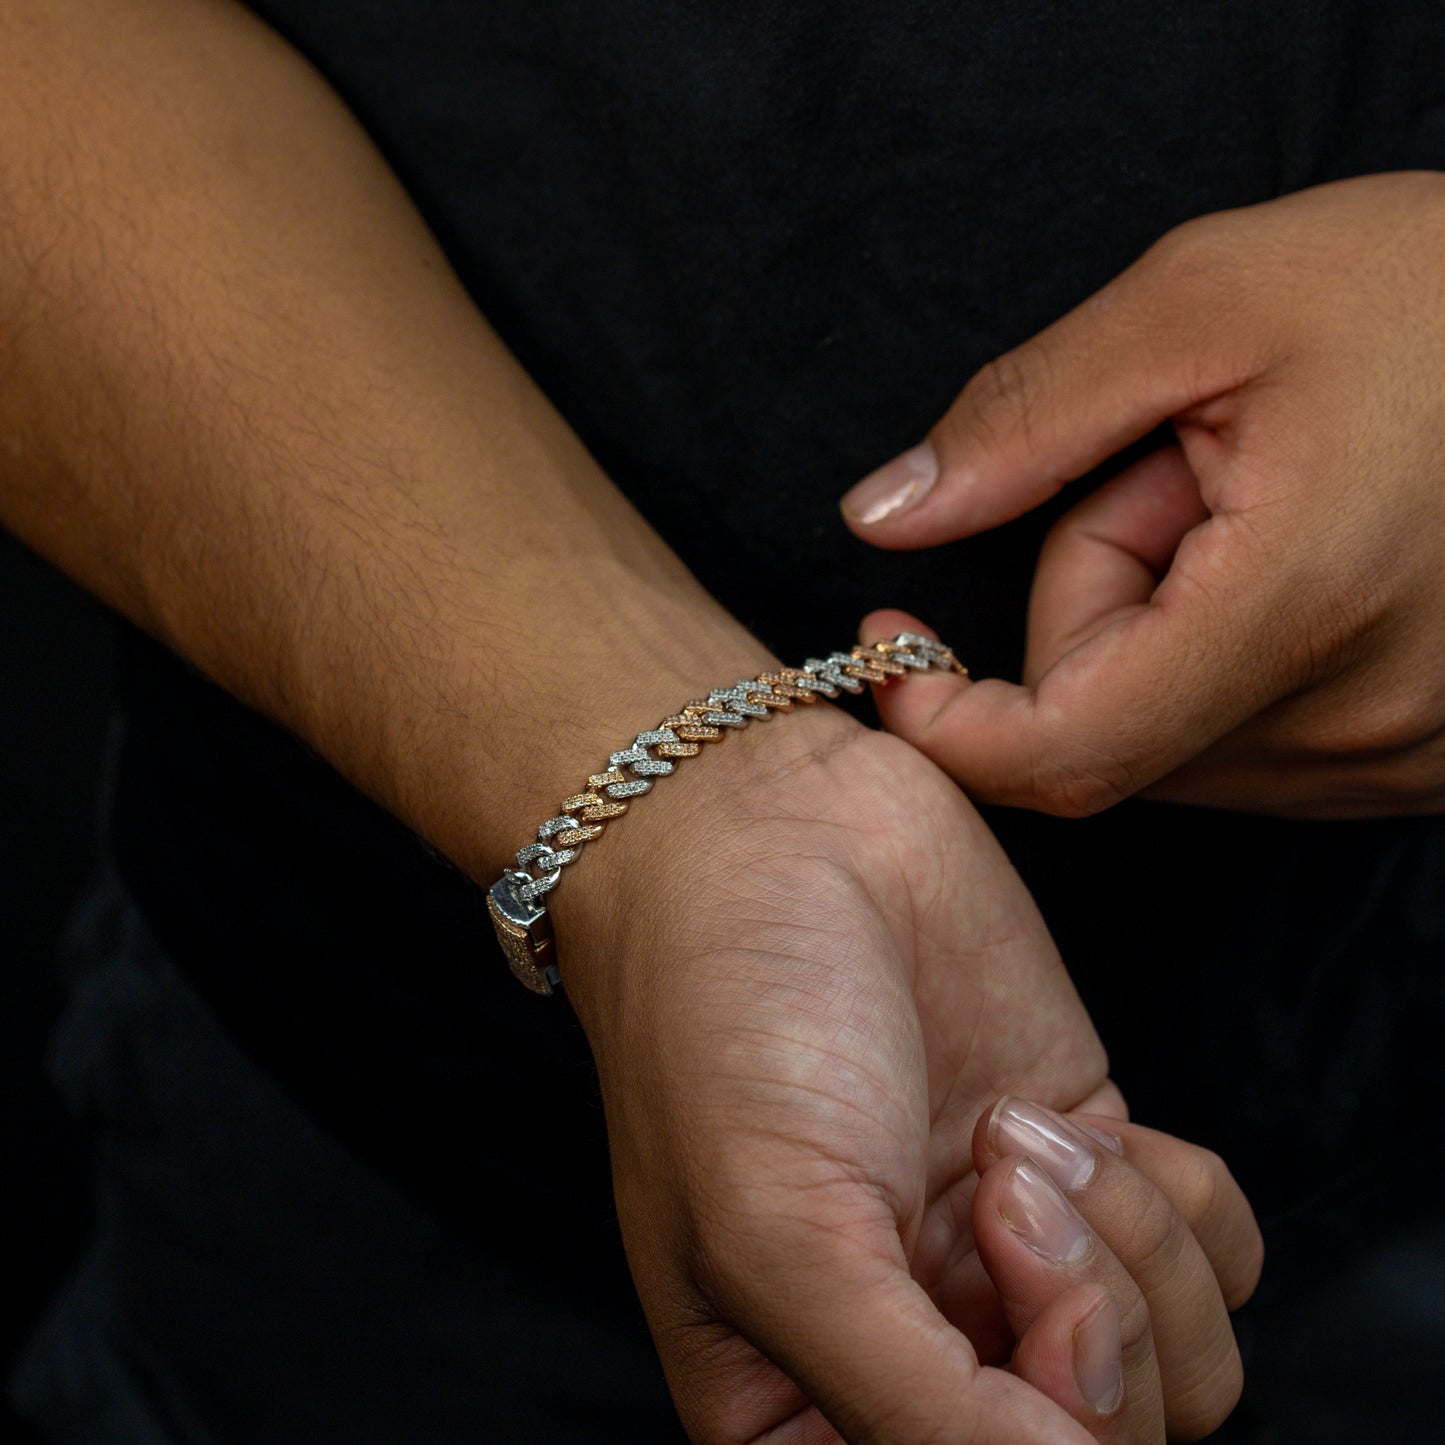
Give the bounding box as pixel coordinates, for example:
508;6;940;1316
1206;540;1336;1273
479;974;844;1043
953;343;1051;453
1030;752;1138;817
1171;1145;1229;1231
1345;691;1445;759
1176;1344;1246;1441
1142;211;1236;296
1280;578;1386;689
1130;1188;1189;1284
1116;1282;1155;1363
1167;1145;1266;1304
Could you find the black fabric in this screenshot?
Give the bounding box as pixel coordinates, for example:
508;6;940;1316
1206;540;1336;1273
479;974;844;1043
92;0;1445;1435
15;868;1445;1444
12;869;681;1442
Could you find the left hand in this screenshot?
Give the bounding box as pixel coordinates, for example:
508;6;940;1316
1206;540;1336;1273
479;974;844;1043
969;1097;1262;1443
562;709;1256;1442
841;171;1445;818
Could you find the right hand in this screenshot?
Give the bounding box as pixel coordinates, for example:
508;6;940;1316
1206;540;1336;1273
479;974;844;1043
559;706;1259;1442
843;174;1445;821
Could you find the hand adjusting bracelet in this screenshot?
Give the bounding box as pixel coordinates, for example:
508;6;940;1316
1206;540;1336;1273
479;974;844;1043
487;631;965;995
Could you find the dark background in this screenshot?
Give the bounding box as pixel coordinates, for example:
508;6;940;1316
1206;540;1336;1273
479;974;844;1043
1;529;113;1441
5;524;1443;1445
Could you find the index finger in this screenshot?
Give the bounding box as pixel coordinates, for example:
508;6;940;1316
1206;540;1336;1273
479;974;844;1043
864;513;1302;815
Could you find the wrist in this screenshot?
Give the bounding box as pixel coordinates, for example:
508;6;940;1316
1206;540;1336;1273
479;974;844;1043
551;693;866;1026
444;585;784;877
490;630;961;1018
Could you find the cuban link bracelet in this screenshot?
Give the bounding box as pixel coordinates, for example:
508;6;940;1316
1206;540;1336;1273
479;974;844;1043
487;631;965;995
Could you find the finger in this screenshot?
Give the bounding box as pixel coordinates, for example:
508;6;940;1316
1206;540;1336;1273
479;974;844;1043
861;505;1302;815
840;212;1262;548
1011;1285;1132;1445
676;1219;1098;1445
1071;1113;1265;1314
979;1099;1254;1440
973;1156;1166;1441
859;606;981;748
1023;446;1210;686
1072;1079;1129;1125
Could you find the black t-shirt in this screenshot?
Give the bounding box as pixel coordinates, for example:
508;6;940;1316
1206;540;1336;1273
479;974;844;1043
113;0;1445;1295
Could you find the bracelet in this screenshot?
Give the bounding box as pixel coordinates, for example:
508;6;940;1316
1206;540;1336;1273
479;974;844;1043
486;631;965;995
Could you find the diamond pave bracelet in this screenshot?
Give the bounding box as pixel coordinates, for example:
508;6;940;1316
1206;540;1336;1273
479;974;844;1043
486;631;965;995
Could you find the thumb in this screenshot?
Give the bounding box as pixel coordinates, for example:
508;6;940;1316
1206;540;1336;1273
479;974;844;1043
841;220;1257;549
862;500;1295;816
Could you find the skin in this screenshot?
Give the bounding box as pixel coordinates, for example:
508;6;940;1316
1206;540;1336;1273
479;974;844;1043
843;173;1445;820
580;708;1260;1442
969;1105;1261;1443
0;1;1259;1438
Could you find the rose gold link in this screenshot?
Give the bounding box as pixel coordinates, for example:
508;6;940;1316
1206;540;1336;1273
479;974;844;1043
579;801;628;822
745;688;793;710
671;723;722;741
851;645;907;676
761;670;818;701
588;769;627;789
654;741;701;758
561;792;603;814
553;824;605;848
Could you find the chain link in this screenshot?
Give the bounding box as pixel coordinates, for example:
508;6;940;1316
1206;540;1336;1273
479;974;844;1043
504;631;963;908
488;632;963;992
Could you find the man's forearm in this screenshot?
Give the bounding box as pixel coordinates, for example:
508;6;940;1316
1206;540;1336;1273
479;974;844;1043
0;0;790;917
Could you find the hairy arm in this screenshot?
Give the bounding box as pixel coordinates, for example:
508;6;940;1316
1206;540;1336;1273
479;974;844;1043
0;0;778;899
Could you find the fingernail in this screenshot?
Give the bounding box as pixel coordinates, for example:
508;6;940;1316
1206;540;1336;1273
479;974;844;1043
841;441;939;524
1073;1294;1125;1415
1074;1119;1125;1156
998;1157;1091;1264
989;1097;1101;1193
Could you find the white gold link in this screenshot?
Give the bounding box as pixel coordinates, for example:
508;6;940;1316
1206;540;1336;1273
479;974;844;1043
803;657;864;693
517;867;562;902
606;778;652;799
708;686;771;718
